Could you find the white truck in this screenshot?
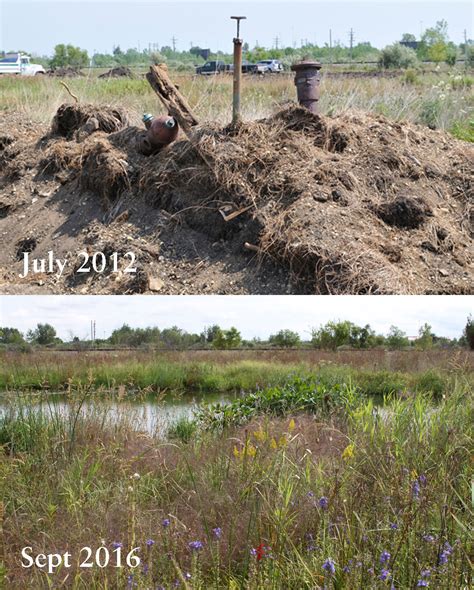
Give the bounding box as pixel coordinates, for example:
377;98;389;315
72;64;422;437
0;53;45;76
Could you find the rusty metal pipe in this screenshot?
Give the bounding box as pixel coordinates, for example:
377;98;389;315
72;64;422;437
291;60;322;114
231;16;246;126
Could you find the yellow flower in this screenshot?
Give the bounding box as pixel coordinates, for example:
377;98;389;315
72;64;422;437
253;428;267;442
270;438;278;449
233;446;241;458
246;443;257;457
342;443;355;461
278;435;287;448
288;418;296;432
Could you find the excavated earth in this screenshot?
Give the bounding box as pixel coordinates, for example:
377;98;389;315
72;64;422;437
0;103;472;294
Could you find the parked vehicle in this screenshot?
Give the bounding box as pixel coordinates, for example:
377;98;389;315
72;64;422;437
0;53;45;76
195;60;226;75
256;59;284;73
241;61;266;74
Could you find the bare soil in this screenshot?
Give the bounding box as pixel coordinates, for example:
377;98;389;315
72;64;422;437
0;103;472;294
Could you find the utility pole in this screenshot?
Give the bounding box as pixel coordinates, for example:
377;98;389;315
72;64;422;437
274;36;279;50
349;28;355;61
464;29;468;63
171;36;177;52
329;29;332;65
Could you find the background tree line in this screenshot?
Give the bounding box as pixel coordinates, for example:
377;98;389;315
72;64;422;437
5;19;472;71
1;317;473;352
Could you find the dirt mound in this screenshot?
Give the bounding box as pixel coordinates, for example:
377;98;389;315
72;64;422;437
47;67;85;77
0;103;472;294
51;103;130;138
98;66;134;79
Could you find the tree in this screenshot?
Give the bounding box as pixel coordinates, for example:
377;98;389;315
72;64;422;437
416;323;434;350
401;33;417;43
418;20;450;63
464;315;474;350
213;327;242;350
0;327;25;346
386;325;410;350
50;44;89;69
26;323;58;346
311;321;352;350
269;329;301;348
201;325;221;344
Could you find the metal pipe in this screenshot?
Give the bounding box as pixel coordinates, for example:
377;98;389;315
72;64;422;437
291;60;322;114
231;16;246;125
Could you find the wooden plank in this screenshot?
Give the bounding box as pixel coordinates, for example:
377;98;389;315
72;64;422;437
145;64;199;135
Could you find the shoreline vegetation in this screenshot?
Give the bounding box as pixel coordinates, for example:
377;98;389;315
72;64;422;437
0;350;473;395
0;369;472;588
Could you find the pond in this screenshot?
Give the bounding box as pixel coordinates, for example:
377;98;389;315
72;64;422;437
0;390;236;436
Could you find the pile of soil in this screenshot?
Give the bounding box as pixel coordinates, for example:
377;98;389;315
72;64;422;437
0;103;472;294
47;67;85;77
98;66;135;79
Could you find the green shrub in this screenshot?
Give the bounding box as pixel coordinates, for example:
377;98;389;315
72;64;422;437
379;44;418;69
412;370;446;397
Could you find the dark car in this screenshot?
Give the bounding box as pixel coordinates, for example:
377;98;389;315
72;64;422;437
195;60;226;75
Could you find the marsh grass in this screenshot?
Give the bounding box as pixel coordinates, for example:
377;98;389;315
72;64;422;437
0;375;472;589
1;350;471;394
1;69;472;138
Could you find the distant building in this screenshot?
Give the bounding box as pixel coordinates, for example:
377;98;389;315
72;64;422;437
198;48;211;60
399;41;419;50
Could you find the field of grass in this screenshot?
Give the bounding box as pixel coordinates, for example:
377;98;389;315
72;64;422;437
1;67;472;139
1;349;472;396
0;371;472;589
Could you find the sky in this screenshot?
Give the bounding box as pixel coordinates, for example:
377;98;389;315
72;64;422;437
0;0;472;56
1;295;472;340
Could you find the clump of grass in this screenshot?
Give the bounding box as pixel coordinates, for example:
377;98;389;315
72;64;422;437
167;415;197;443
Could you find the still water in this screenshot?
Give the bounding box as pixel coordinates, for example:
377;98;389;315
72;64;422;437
0;391;236;435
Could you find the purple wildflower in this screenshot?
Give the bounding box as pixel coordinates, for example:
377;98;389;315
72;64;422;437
318;496;329;509
412;479;421;499
443;541;453;554
188;540;204;551
307;491;315;497
142;564;149;575
417;581;429;587
146;539;155;547
379;568;390;581
418;473;427;486
423;534;435;543
250;548;257;556
390;523;399;530
380;550;391;564
112;541;123;549
213;527;222;539
343;565;351;573
421;569;431;578
162;518;171;528
322;558;336;575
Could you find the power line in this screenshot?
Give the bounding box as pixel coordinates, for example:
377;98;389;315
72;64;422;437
171;36;178;52
349;28;355;61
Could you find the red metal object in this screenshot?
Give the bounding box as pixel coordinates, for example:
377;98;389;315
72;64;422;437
141;114;179;155
291;60;322;114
